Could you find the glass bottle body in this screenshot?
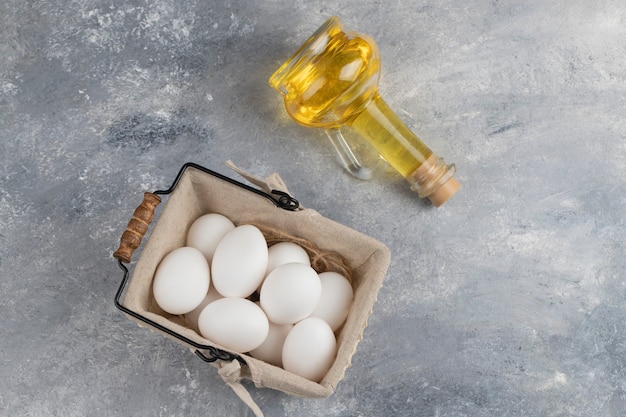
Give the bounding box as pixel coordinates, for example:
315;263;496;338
270;16;459;206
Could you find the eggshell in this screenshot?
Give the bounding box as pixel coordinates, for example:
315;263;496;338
310;271;354;331
152;247;210;315
266;242;311;275
186;213;235;263
198;298;269;353
211;225;269;298
282;317;337;382
260;263;321;325
249;321;293;367
183;285;223;331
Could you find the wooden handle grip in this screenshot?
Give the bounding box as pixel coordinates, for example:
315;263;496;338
113;192;162;263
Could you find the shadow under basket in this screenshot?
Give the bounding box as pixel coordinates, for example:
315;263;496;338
113;162;390;400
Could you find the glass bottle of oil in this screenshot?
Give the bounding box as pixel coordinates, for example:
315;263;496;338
269;16;460;206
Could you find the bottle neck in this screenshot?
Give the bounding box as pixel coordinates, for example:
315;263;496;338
349;96;460;206
348;95;433;178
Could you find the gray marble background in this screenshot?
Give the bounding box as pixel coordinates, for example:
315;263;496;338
1;0;625;416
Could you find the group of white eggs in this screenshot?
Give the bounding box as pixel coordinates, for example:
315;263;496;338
152;213;354;382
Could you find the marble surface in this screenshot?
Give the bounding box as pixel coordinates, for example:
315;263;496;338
1;1;625;416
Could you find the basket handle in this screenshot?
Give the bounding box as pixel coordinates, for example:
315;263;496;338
113;192;162;263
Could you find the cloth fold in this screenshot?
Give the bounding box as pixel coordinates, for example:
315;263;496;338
226;160;291;196
217;360;264;417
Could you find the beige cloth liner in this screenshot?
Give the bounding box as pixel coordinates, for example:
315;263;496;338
120;162;390;414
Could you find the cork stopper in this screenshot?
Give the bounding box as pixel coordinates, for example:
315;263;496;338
427;176;461;207
406;153;461;207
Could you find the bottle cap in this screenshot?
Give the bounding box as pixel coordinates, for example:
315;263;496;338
428;176;461;207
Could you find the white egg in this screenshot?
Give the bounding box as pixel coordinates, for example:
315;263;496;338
186;213;235;263
282;317;337;382
183;285;223;331
211;225;269;298
310;271;354;331
152;247;210;315
249;321;293;367
266;241;311;275
260;263;321;325
198;298;269;353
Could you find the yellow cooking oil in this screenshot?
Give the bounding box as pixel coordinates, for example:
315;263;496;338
349;95;433;178
270;16;460;206
270;17;432;178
